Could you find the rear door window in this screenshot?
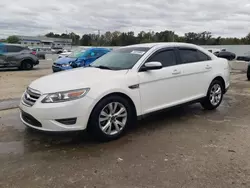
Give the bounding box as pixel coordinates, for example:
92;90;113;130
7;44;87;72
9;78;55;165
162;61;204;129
6;45;24;53
178;48;211;64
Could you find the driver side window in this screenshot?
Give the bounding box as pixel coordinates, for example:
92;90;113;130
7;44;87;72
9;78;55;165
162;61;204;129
147;49;177;67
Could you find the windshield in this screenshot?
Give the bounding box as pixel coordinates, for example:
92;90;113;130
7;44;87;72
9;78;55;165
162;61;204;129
90;47;150;70
68;48;86;58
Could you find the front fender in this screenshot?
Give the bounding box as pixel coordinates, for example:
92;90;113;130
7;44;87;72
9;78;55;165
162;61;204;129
87;87;142;117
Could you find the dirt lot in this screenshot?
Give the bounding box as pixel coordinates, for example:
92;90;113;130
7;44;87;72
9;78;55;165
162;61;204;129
0;60;53;100
0;62;250;188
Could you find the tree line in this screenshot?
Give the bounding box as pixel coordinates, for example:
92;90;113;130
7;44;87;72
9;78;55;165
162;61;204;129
5;30;250;46
45;31;250;46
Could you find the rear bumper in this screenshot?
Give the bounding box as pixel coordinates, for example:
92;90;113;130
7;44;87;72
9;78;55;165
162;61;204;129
34;60;39;65
247;65;250;74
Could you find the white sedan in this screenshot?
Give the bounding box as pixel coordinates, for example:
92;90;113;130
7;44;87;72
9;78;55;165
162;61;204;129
19;42;230;141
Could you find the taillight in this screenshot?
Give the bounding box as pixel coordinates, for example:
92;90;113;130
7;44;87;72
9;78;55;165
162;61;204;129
31;51;36;55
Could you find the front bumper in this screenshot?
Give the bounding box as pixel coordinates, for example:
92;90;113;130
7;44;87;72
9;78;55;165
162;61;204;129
19;95;95;132
52;65;72;72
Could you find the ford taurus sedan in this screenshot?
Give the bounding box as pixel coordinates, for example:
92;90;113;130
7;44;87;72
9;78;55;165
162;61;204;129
19;42;230;141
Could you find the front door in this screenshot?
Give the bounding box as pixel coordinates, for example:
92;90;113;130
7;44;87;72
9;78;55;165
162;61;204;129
138;48;185;114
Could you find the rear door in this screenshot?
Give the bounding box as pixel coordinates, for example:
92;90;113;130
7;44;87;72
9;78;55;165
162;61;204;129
5;45;25;66
175;47;213;100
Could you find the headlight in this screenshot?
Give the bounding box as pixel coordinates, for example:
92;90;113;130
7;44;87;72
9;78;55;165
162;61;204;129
62;64;70;67
41;88;90;103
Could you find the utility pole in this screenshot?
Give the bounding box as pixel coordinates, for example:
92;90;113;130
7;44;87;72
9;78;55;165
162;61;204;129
173;31;175;42
98;30;101;46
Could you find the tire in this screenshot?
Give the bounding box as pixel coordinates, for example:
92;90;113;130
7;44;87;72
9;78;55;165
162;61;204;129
88;95;135;142
247;74;250;81
201;80;224;110
20;60;34;70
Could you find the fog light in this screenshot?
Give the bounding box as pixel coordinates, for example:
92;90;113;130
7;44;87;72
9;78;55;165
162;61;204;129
55;118;77;125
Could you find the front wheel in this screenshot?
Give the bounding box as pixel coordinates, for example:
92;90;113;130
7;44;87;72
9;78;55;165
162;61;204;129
201;80;224;110
88;95;134;142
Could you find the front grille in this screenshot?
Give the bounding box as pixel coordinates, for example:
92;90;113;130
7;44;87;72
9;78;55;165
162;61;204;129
21;110;42;127
53;63;61;66
22;88;41;107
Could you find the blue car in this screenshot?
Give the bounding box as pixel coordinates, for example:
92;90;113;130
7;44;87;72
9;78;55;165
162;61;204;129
52;47;111;72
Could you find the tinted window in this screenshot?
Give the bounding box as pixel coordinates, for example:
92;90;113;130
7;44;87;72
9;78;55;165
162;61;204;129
148;50;176;67
179;48;211;63
6;45;24;53
196;50;211;61
0;45;5;54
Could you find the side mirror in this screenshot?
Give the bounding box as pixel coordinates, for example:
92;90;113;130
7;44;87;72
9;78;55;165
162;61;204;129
140;61;163;71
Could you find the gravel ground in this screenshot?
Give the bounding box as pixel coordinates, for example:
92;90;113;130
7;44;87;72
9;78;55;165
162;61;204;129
0;62;250;187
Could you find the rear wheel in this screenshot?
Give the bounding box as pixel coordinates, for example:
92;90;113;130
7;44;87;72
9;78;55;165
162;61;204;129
88;95;134;142
201;80;224;110
19;60;34;70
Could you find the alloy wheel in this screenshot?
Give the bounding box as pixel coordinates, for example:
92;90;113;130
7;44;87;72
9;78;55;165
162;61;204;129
99;102;128;135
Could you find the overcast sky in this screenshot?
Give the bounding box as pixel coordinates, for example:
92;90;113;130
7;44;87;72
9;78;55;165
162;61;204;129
0;0;250;38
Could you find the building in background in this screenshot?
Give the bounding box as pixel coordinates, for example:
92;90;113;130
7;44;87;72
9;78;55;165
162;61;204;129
17;36;72;49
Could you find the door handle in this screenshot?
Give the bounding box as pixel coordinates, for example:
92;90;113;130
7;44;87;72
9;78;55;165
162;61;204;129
172;69;181;75
205;65;212;70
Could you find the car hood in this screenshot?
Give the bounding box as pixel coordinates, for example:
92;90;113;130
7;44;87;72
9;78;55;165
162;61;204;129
55;57;77;64
29;67;128;93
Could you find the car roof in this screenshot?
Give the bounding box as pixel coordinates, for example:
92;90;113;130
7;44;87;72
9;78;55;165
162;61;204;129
123;42;201;49
1;43;24;47
89;47;110;51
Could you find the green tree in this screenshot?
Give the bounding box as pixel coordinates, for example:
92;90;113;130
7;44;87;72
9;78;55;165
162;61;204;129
6;35;20;44
45;32;55;37
43;30;250;46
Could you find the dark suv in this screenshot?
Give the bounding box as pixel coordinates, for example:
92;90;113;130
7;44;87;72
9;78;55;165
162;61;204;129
247;63;250;80
0;44;39;70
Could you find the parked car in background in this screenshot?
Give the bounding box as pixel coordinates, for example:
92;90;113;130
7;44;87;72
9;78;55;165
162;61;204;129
52;47;111;72
31;48;46;59
207;48;226;54
247;63;250;80
214;51;236;60
58;49;73;58
237;56;250;62
0;43;39;70
58;48;87;59
51;47;64;54
20;42;230;141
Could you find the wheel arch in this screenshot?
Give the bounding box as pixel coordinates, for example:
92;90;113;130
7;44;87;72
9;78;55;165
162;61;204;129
20;58;35;65
87;92;138;127
210;76;226;93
